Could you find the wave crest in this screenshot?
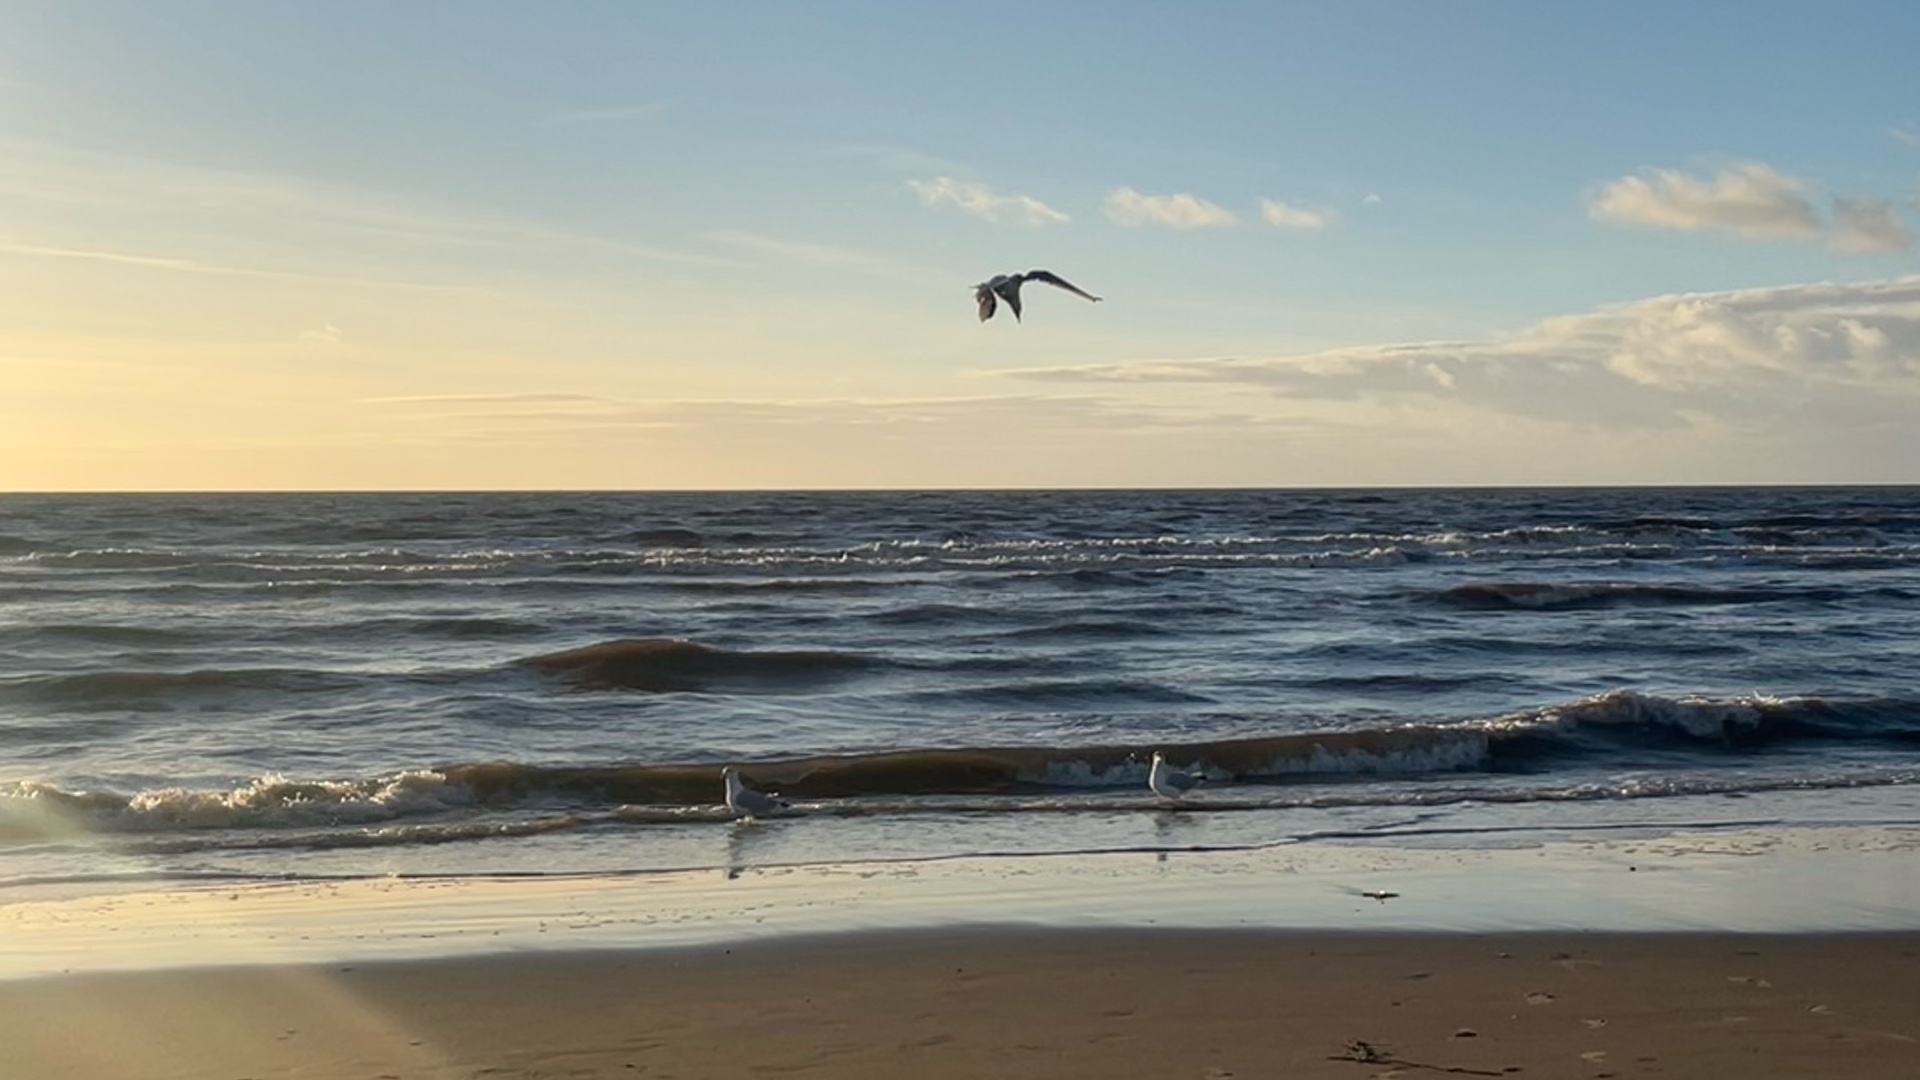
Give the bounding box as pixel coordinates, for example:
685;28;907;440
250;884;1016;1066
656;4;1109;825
1434;581;1847;611
523;637;872;692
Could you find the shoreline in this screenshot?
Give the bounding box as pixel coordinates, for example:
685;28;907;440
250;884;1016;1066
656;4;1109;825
6;819;1919;981
6;819;1919;1077
4;927;1916;1079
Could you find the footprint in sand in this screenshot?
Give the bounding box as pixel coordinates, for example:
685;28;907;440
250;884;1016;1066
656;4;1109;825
906;1034;953;1048
1580;1050;1608;1063
1727;975;1773;988
1582;1018;1608;1029
1525;991;1557;1006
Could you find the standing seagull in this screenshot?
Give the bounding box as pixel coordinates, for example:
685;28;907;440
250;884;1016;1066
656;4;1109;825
1147;751;1205;803
722;766;790;820
975;270;1102;322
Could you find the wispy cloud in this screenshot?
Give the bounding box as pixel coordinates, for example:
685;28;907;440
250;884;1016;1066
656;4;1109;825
1104;187;1238;230
362;391;1230;437
907;176;1070;226
0;243;212;273
1889;127;1920;149
0;241;479;292
1831;197;1914;254
359;392;610;407
998;277;1920;431
544;101;668;126
702;229;932;276
1259;199;1336;231
0;137;731;275
828;143;968;176
1588;162;1821;241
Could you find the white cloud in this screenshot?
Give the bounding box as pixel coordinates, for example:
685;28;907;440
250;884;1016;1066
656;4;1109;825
1831;197;1914;254
1259;199;1335;231
1103;187;1238;230
998;277;1920;431
1890;127;1920;149
1588;162;1821;241
1362;193;1382;205
907;176;1069;226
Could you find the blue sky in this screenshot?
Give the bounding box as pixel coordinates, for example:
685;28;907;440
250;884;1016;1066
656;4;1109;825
4;1;1919;489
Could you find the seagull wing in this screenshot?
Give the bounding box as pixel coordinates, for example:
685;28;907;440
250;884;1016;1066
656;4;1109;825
998;278;1024;322
738;786;782;816
975;285;997;322
1022;270;1102;303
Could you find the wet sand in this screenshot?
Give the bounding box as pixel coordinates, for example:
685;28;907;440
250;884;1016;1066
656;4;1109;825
2;928;1917;1079
6;826;1918;1077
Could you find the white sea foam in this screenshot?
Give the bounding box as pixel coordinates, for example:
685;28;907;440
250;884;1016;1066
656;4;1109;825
123;770;475;829
1289;734;1493;775
1;770;476;839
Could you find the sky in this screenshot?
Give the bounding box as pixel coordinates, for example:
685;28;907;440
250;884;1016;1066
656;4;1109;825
4;1;1919;491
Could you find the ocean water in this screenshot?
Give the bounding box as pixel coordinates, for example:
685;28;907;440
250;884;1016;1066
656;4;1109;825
3;487;1918;893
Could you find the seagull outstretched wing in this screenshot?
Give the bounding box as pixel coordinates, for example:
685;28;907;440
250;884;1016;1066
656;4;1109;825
1022;270;1102;303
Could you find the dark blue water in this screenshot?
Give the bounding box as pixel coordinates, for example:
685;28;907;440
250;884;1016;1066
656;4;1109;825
3;488;1917;889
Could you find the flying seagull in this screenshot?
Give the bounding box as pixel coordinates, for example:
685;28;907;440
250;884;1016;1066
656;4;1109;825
1147;751;1205;803
722;766;790;820
975;270;1102;322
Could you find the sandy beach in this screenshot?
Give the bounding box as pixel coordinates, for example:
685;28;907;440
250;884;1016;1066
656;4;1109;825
3;928;1917;1079
5;824;1920;1079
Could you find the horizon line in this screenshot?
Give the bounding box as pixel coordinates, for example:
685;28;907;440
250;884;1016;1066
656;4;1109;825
5;481;1917;497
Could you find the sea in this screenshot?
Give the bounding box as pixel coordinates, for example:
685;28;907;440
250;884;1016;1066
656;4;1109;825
3;487;1918;896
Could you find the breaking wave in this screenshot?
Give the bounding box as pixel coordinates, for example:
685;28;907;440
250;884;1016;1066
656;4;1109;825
5;690;1913;845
